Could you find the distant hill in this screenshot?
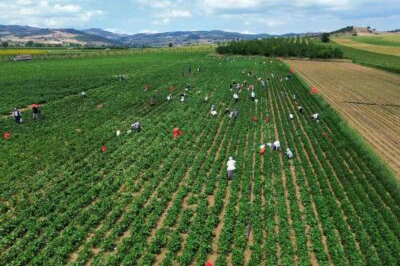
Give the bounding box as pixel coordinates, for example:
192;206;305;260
0;25;122;46
0;24;301;47
330;26;380;36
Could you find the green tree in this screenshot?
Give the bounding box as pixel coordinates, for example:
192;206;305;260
25;41;34;47
1;41;8;48
321;33;330;43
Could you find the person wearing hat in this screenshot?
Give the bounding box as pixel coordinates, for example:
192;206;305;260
226;156;236;180
32;104;40;120
13;108;22;124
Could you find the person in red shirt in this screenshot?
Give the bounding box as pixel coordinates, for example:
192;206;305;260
265;116;270;123
173;127;183;139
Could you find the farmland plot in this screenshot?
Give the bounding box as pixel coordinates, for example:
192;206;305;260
333;37;400;57
1;53;400;266
288;60;400;177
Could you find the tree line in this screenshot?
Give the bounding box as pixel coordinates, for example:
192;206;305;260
216;37;343;59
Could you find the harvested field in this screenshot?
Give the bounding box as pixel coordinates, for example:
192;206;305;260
288;60;400;177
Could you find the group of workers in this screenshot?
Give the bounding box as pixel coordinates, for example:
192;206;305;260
8;62;321;185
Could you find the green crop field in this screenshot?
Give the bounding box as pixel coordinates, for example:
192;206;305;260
1;52;400;266
347;35;400;47
335;45;400;74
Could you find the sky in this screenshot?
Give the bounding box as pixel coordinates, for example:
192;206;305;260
0;0;399;34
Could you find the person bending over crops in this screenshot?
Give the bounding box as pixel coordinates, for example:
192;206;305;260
272;140;281;151
226;157;236;180
132;121;141;132
180;93;186;102
167;94;172;101
289;114;294;120
149;97;156;106
311;113;319;121
286;148;293;159
297;106;304;113
173;127;183;139
81;91;86;98
13;108;22;124
225;108;231;115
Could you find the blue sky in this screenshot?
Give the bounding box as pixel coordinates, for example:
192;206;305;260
0;0;399;34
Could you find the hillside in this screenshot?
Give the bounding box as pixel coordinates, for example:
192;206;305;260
0;25;290;47
0;25;121;46
331;26;379;36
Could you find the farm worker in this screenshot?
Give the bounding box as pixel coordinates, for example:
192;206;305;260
3;132;11;140
116;130;121;137
311;113;319;121
211;105;216;111
206;262;213;266
292;94;296;100
81;91;87;98
297;106;304;113
254;98;259;105
167;94;172;101
144;84;150;92
225;108;231;115
101;146;108;153
286;148;293;159
251;91;256;101
265;116;270;124
12;108;22;124
169;85;175;93
233;93;239;103
229;84;233;91
226;156;236;180
127;130;132;135
233;109;239;122
32;104;40;119
272;140;280;151
261;80;266;89
260;144;266;155
132;121;141;132
180;93;185;102
253;116;258;123
197;66;201;72
173;127;183;139
204;94;209;102
211;110;217;116
289;114;294;120
280;92;285;98
188;66;192;74
149;97;156;106
271;73;274;78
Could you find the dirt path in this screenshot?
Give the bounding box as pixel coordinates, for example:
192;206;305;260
288;60;400;178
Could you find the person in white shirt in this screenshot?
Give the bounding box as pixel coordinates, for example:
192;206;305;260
233;93;239;103
167;94;172;101
289;114;294;120
311;113;319;121
251;91;256;101
226;157;236;180
286;148;293;159
272;140;280;151
254;98;259;105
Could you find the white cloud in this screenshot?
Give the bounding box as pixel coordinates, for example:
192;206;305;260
0;0;103;28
